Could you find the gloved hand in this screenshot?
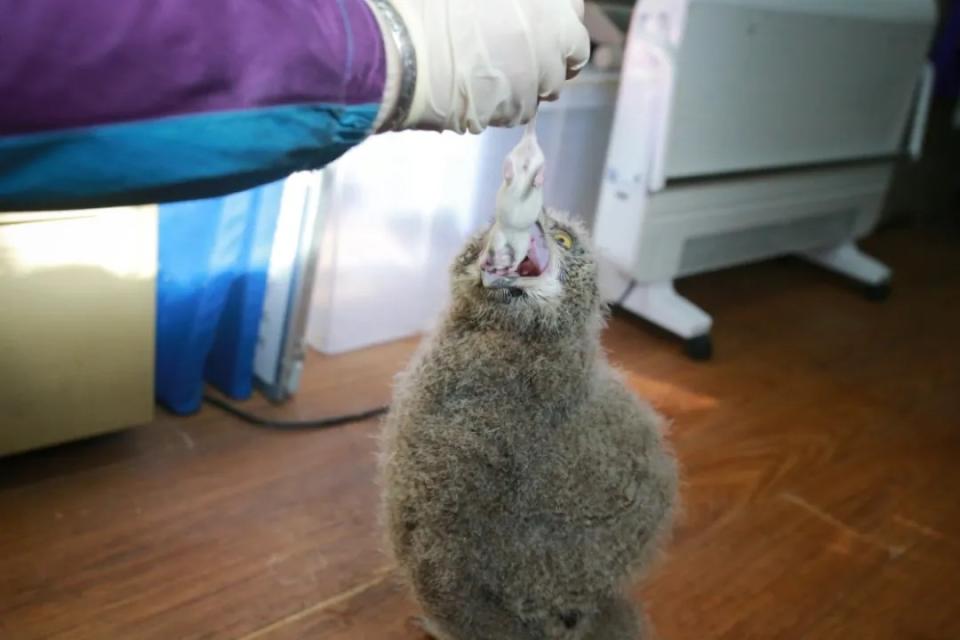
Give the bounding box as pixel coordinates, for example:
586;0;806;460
368;0;590;134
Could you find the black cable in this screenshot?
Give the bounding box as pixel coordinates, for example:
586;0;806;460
203;394;389;430
615;281;635;307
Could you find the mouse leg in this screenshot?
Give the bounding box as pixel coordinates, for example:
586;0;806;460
480;228;516;275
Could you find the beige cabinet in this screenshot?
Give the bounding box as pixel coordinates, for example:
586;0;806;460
0;207;157;456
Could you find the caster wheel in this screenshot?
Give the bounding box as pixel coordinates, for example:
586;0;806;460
864;281;891;302
684;334;713;361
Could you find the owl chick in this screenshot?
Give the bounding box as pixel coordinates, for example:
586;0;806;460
379;209;678;640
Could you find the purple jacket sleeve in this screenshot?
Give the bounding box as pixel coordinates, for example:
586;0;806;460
1;0;387;136
0;0;387;210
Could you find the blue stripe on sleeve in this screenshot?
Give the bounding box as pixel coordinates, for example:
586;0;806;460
0;103;378;212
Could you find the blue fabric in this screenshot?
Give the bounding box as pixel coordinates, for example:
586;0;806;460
932;2;960;99
155;181;284;415
0;103;377;212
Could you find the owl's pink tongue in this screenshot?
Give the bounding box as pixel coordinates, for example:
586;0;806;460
515;224;549;277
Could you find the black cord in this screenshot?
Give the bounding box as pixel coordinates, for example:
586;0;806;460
615;281;635;308
203;394;389;430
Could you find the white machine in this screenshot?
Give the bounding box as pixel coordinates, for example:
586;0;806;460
593;0;939;359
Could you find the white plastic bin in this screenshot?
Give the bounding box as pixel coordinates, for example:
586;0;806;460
306;70;620;355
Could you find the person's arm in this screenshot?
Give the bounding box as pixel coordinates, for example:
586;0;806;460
0;0;589;212
0;0;388;211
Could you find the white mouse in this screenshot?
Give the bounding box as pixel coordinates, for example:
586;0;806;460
481;117;546;278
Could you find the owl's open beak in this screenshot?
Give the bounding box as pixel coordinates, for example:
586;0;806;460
480;222;550;289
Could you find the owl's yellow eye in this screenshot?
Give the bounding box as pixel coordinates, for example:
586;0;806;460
553;230;573;250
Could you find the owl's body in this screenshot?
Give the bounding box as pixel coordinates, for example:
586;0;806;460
380;210;677;639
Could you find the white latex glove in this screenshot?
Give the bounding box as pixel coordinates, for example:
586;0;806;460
370;0;590;134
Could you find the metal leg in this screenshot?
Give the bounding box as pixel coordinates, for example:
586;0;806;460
621;281;712;339
620;281;714;359
802;242;892;301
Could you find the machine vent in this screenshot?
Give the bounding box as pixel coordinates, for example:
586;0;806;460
678;210;858;276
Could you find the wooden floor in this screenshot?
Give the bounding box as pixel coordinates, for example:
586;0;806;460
2;225;959;640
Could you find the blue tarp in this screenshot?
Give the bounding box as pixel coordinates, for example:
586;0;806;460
155;181;284;414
